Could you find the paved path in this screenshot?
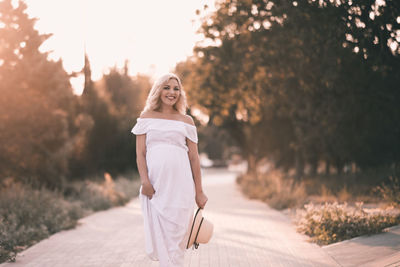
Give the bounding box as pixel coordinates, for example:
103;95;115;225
322;225;400;267
2;168;339;267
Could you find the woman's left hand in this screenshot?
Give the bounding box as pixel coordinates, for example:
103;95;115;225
195;191;208;209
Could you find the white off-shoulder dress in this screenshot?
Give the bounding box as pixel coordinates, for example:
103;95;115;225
131;118;197;267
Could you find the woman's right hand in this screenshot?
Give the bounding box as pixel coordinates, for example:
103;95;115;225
141;180;155;199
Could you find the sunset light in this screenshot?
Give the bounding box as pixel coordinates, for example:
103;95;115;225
23;0;215;94
1;0;400;265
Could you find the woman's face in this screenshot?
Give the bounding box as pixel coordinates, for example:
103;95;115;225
160;78;180;107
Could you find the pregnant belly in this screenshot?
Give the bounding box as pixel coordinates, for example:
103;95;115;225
146;144;192;179
146;144;195;204
147;143;189;166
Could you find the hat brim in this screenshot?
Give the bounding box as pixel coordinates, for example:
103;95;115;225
186;208;213;249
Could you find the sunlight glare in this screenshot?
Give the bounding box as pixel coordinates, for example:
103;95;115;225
23;0;215;94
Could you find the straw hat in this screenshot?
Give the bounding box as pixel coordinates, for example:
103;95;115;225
186;208;214;249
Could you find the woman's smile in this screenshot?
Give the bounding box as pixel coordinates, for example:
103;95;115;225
166;95;177;100
161;78;180;106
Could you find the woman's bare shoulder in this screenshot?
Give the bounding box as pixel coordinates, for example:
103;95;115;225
181;114;195;126
139;110;156;118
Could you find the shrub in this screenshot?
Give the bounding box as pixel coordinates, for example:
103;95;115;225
63;172;133;212
0;172;140;263
373;176;400;207
237;170;307;210
114;176;141;200
0;182;83;262
295;202;400;245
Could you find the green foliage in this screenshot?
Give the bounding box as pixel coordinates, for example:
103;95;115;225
179;0;400;179
113;175;142;201
374;176;400;207
64;173;137;211
296;202;400;245
71;63;149;178
197;124;235;161
0;0;78;188
94;67;150;173
237;170;307;210
0;174;140;263
0;1;149;186
237;168;395;212
0;181;82;262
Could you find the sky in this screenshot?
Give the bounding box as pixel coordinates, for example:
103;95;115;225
23;0;216;94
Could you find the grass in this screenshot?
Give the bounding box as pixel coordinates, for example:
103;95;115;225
0;171;140;263
236;170;307;210
237;169;398;210
373;176;400;207
237;168;400;245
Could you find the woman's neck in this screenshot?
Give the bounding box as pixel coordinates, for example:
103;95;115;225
158;104;177;115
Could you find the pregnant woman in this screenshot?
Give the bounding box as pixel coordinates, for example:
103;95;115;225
131;73;208;267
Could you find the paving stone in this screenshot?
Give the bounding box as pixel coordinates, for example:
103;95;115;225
323;224;400;267
1;168;339;267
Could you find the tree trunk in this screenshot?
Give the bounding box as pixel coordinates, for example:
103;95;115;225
335;160;344;175
325;161;331;175
295;151;304;180
310;160;318;176
247;154;257;176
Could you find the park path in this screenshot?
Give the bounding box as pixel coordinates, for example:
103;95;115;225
1;168;339;267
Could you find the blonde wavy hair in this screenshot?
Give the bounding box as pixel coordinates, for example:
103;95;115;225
141;73;187;115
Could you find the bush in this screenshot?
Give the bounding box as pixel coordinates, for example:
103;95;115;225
0;181;83;262
63;172;138;212
373;176;400;207
237;170;307;210
114;175;141;200
0;172;140;263
295;202;400;245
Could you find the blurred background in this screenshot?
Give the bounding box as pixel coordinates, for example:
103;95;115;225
1;0;400;262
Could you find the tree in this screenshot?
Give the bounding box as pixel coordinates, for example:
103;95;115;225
70;58;150;178
95;63;150;174
181;0;400;179
0;0;77;188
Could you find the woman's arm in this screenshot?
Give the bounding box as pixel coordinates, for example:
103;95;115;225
136;134;155;199
187;139;208;208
